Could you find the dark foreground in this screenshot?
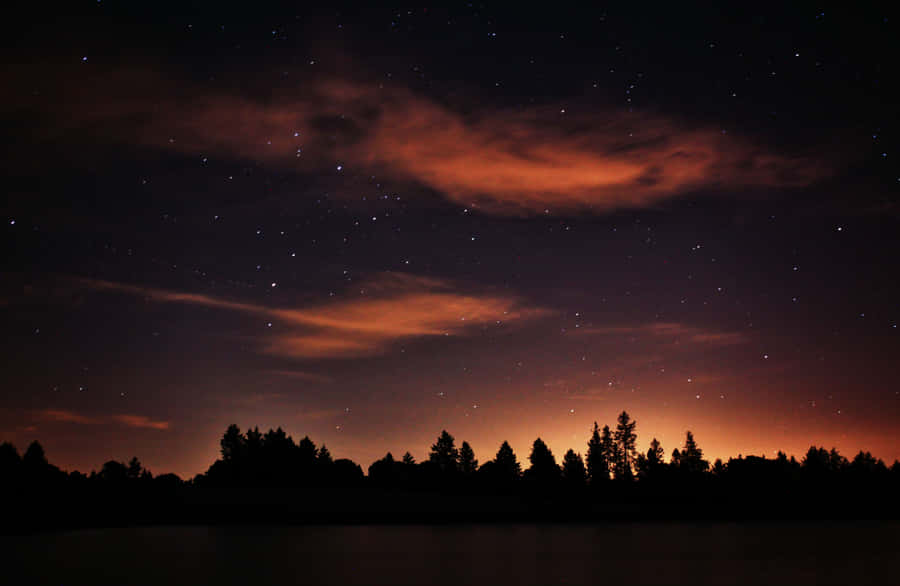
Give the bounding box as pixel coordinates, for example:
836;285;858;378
4;522;898;586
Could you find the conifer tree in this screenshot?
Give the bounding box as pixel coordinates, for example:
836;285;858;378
562;449;586;485
586;421;607;484
459;441;478;475
614;411;637;480
494;441;521;479
429;430;459;473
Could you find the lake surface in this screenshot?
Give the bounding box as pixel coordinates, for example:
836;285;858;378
5;522;898;585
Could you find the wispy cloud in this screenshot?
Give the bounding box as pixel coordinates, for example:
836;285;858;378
266;370;334;384
81;272;550;358
577;322;748;346
14;70;828;215
37;409;170;430
111;414;171;430
39;409;100;425
296;408;346;421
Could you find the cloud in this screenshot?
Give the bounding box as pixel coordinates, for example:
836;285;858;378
40;409;100;425
13;69;827;215
577;322;748;346
349;87;824;214
37;410;170;430
266;370;334;384
111;415;171;430
81;272;550;358
296;408;345;421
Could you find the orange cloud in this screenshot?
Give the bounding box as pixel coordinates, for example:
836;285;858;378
296;408;345;421
81;272;550;358
266;370;334;384
36;410;169;430
16;69;827;215
110;415;171;430
351;88;823;214
578;322;748;346
40;410;100;425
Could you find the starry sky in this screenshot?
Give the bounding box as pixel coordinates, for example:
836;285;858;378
2;2;898;478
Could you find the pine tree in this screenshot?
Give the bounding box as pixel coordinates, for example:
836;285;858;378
126;456;143;480
220;424;245;461
562;449;586;485
494;441;521;479
712;458;725;476
402;452;416;465
459;441;478;475
528;437;559;482
599;425;616;480
680;431;709;474
614;411;637;480
637;437;665;480
245;426;263;458
648;438;664;466
298;436;318;463
586;421;607;484
317;445;333;465
429;430;459;473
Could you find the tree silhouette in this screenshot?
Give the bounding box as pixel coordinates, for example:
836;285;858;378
802;446;832;474
712;458;725;477
298;435;317;462
850;450;887;477
0;441;21;478
648;437;664;466
613;411;637;480
332;458;364;486
6;418;900;529
246;426;263;458
679;431;709;474
317;445;333;465
23;441;48;469
829;448;848;472
220;424;244;462
526;437;559;484
586;422;607;485
100;460;129;483
429;430;459;474
459;441;478;475
636;437;665;480
562;449;586;485
368;452;397;484
126;457;144;480
599;425;617;480
494;440;521;479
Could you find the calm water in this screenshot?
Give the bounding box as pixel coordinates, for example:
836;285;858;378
5;522;898;585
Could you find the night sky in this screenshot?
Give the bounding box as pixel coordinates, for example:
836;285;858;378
2;2;898;479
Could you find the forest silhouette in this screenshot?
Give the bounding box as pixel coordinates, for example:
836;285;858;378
3;411;899;531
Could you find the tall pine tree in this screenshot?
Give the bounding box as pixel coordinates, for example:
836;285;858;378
459;441;478;475
562;449;586;485
429;430;459;473
495;441;521;479
614;411;637;480
586;421;607;484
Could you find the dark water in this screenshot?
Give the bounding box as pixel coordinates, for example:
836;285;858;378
5;522;898;585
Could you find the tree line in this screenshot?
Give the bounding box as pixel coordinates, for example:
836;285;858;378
2;410;898;526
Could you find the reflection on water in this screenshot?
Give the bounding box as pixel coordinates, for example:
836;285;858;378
6;522;898;585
